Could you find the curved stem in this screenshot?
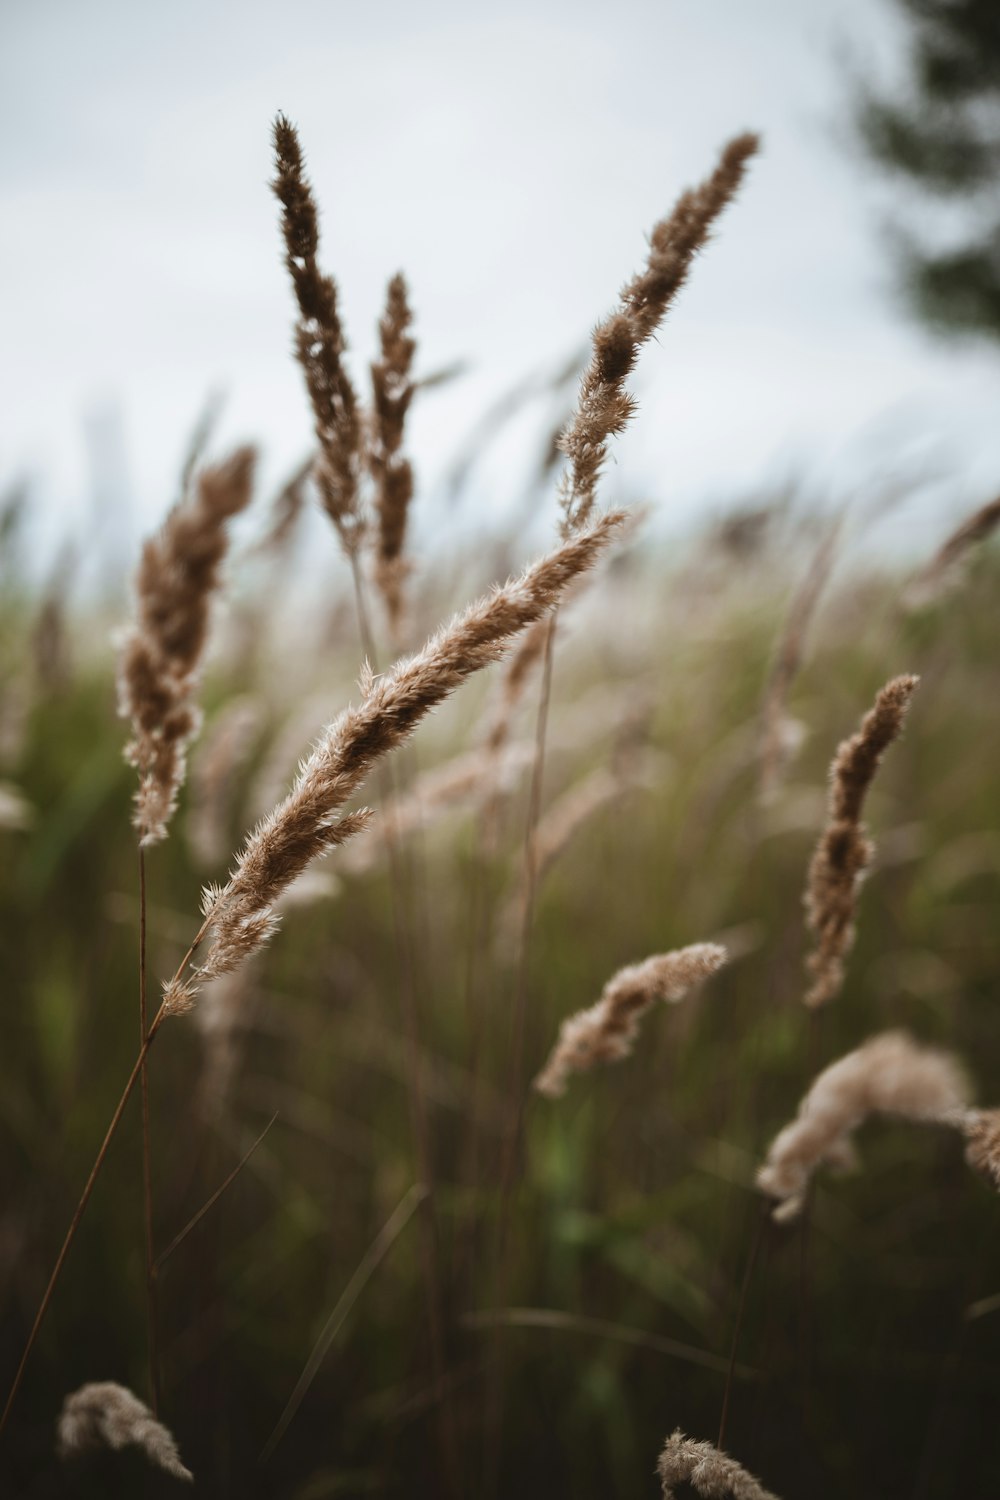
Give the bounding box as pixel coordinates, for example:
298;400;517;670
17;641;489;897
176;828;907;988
138;846;161;1414
1;1005;168;1434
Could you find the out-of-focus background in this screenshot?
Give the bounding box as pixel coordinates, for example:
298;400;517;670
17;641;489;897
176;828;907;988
4;3;1000;1498
3;0;1000;575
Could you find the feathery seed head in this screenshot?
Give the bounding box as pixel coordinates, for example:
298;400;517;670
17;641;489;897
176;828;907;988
803;674;919;1008
756;1029;970;1220
658;1430;780;1500
535;941;728;1098
117;446;256;845
57;1381;192;1482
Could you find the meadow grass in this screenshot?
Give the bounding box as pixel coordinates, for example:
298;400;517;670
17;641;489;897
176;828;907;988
2;118;1000;1499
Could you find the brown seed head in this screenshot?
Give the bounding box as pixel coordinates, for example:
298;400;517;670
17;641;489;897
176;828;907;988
57;1381;192;1483
756;1029;970;1220
272;115;364;556
560;132;759;537
369;272;417;632
117;447;256;845
803;673;919;1008
535;942;728;1098
658;1430;781;1500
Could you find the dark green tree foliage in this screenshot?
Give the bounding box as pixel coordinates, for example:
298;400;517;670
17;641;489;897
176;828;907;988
858;0;1000;339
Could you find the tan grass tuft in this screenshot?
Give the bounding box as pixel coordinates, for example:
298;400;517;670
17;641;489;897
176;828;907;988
962;1108;1000;1191
369;272;416;634
117;447;256;845
534;942;728;1098
57;1381;192;1482
658;1430;780;1500
803;673;919;1008
560;132;759;538
272;115;364;557
756;1029;970;1221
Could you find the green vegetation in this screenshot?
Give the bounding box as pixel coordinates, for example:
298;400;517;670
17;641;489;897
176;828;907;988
3;507;1000;1497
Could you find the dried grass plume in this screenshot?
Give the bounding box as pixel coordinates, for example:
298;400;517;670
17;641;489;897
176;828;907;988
803;673;919;1008
166;510;625;1014
369;272;416;634
658;1430;780;1500
272;114;364;557
117;447;256;845
963;1108;1000;1191
560;132;759;538
756;1029;970;1221
57;1381;192;1482
534;942;728;1098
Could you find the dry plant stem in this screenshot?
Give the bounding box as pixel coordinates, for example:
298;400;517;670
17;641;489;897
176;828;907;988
482;612;557;1497
459;620;549;1272
0;1017;163;1434
718;1205;768;1451
260;1182;427;1462
463;1308;756;1377
758;513;842;800
138;847;160;1415
155;1113;277;1269
0;915;215;1432
347;550;456;1493
481;138;757;1486
5;514;623;1436
507;613;557;1145
907;493;1000;602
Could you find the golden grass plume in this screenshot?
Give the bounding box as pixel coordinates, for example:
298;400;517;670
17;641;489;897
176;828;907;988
559;132;759;538
117;447;256;846
803;672;919;1008
658;1430;780;1500
57;1381;193;1482
163;509;625;1013
756;1029;970;1221
369;272;416;634
272;114;364;557
534;941;728;1098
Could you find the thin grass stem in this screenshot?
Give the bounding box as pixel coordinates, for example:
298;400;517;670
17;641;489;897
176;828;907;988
138;846;161;1414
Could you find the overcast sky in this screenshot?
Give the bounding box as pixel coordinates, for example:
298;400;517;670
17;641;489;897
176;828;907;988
3;0;1000;568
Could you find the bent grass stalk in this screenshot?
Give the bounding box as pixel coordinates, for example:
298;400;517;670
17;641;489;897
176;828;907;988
260;1182;427;1462
484;131;759;1491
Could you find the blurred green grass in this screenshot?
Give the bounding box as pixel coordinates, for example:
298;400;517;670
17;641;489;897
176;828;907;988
3;516;1000;1498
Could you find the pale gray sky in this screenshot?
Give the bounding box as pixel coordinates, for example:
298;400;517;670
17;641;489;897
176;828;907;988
3;0;1000;567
